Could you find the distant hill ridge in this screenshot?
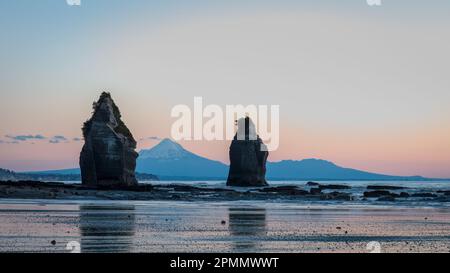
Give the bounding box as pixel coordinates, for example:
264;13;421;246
1;168;158;182
4;139;442;181
266;159;425;180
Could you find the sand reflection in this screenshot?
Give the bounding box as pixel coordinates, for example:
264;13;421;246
228;207;267;252
79;204;136;253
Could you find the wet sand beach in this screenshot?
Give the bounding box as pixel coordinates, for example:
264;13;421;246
0;199;449;253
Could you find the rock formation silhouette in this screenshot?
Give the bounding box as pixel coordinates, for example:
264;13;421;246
227;117;269;187
80;92;138;187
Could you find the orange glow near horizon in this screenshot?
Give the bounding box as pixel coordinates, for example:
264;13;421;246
2;116;450;178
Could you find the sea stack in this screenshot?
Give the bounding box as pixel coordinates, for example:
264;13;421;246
80;92;138;187
227;117;269;187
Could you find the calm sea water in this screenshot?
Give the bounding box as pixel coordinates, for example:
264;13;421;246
63;179;450;190
146;180;450;190
54;180;450;207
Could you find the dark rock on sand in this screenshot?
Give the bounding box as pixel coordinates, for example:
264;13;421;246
364;190;399;198
321;191;353;201
259;186;309;196
3;180;445;204
412;193;438;198
227;117;269;187
367;185;407;190
80;92;138;188
377;196;397;202
319;184;351;190
399;192;410;198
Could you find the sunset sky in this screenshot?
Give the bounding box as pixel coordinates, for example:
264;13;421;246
1;0;450;178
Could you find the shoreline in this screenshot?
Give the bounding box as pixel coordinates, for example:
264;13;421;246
1;182;450;253
1;180;449;205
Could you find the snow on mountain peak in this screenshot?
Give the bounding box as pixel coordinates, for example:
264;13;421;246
139;138;191;160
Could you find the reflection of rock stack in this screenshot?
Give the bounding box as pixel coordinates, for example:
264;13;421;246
79;205;135;253
227;117;269;187
80;92;138;187
228;207;267;251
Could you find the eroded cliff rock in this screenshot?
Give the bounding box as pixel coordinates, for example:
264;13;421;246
227;117;269;187
80;92;138;187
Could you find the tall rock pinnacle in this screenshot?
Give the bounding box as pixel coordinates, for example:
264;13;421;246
80;92;138;187
227;117;269;187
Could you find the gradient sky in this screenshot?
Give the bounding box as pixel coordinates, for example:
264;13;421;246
1;0;450;177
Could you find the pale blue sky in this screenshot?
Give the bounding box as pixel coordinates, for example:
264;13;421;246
1;0;450;177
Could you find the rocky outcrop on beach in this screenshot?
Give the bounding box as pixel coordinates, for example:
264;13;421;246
367;185;407;190
80;92;138;187
1;180;450;204
227;117;269;187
